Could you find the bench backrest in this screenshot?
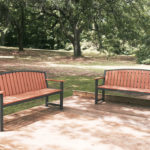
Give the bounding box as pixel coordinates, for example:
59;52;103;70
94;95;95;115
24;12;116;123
0;71;47;96
104;69;150;89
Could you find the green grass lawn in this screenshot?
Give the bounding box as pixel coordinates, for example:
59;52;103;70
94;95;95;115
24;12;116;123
0;47;143;115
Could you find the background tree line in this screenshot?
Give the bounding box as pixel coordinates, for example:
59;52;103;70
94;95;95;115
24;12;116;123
0;0;150;62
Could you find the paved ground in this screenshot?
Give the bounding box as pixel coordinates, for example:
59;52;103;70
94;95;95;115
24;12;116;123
0;96;150;150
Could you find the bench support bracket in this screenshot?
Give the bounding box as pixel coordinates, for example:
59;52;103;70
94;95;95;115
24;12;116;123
60;82;63;109
45;96;49;107
102;90;105;101
0;94;3;131
95;79;105;104
45;82;64;109
95;79;98;104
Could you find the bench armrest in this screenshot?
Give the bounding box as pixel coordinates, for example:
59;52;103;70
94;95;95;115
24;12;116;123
46;79;64;82
95;77;104;88
94;76;104;80
46;79;64;91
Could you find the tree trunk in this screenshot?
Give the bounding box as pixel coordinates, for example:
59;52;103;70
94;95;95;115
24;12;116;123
0;30;5;45
94;21;103;51
73;28;81;57
18;3;25;52
18;31;24;51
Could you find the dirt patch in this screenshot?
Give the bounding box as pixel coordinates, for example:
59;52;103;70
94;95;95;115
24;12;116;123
0;48;149;77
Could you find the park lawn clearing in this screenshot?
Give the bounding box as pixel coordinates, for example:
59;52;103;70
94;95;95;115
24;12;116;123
0;47;150;115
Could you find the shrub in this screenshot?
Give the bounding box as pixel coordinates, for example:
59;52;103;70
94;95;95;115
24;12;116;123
65;43;73;50
136;45;150;63
136;35;150;64
141;59;150;65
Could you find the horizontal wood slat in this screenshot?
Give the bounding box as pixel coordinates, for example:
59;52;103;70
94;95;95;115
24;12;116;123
98;85;150;94
3;88;61;106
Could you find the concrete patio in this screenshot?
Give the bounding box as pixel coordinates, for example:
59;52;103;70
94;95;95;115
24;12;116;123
0;96;150;150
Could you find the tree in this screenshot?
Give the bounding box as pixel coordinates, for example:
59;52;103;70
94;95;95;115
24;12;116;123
135;0;150;63
0;0;149;59
91;0;147;54
0;0;26;51
0;1;9;45
42;0;94;57
0;0;65;50
24;1;64;49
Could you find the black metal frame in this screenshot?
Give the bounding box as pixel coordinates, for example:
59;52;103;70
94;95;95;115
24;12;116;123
0;70;64;131
0;70;46;75
0;94;3;131
95;69;150;104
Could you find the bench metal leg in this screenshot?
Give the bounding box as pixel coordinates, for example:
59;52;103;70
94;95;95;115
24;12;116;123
95;79;98;104
0;94;3;131
95;89;98;104
95;79;105;104
102;90;105;101
60;82;64;109
60;92;63;109
45;96;49;107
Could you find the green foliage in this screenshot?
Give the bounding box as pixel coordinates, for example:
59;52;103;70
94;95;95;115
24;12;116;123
136;34;150;63
65;43;73;50
43;0;95;56
141;59;150;65
91;0;148;55
136;46;150;64
0;0;150;57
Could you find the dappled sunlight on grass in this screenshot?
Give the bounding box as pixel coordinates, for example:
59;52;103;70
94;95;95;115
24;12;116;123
0;56;15;58
78;78;90;81
0;46;136;66
72;85;79;88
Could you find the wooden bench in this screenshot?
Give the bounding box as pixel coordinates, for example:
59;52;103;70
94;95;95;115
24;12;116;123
95;69;150;104
0;70;64;131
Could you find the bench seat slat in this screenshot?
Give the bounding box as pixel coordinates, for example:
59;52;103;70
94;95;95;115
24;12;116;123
24;72;30;92
133;71;138;88
2;74;9;96
98;85;150;94
22;72;28;92
3;88;61;106
145;71;150;89
33;72;38;90
137;71;142;88
36;73;42;89
41;73;47;88
9;73;16;95
0;76;5;96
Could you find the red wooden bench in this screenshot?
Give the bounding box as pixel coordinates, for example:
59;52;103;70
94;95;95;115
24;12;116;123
0;71;64;131
95;69;150;104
